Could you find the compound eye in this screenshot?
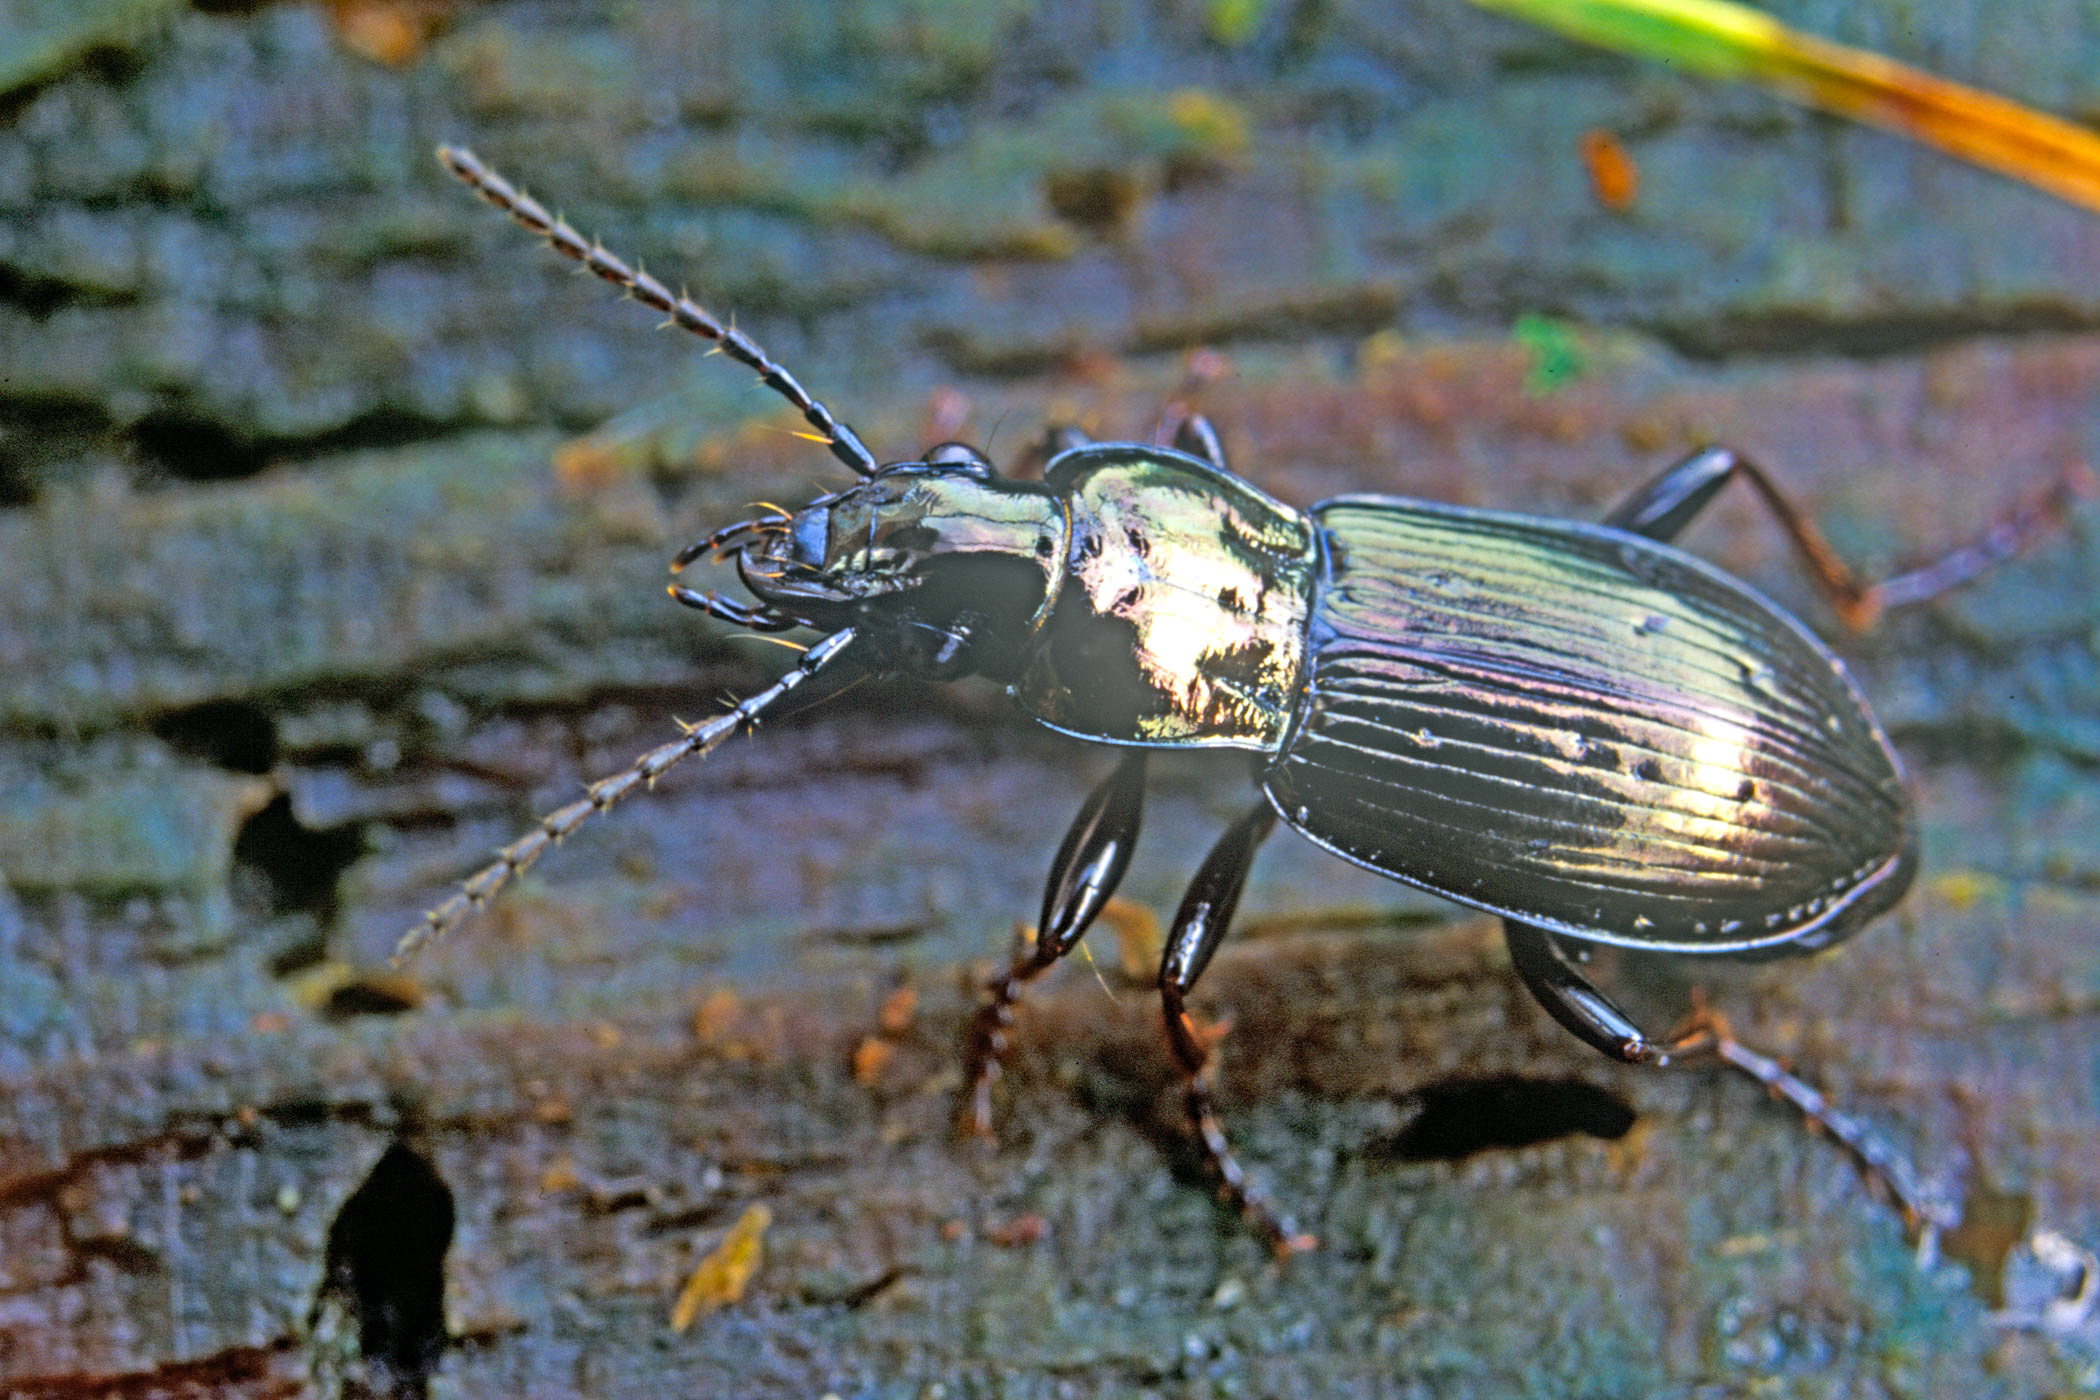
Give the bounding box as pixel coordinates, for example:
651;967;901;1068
922;441;996;479
789;508;830;567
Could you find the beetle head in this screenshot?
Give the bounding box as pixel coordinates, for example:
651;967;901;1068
730;445;1068;681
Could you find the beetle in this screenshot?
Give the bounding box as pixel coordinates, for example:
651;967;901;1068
419;146;2076;1253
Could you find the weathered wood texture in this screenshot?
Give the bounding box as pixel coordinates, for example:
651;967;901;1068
3;2;2099;1396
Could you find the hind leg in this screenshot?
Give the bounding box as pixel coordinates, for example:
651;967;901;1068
1503;920;1948;1236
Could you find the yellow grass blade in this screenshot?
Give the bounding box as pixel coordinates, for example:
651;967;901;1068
1470;0;2100;213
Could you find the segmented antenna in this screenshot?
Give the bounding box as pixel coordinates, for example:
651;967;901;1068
397;628;863;961
437;144;880;479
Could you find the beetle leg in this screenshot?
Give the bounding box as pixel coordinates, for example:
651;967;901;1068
1037;750;1149;953
962;751;1148;1137
1606;445;2091;628
1039;423;1093;455
1666;1002;1955;1241
1170;414;1230;473
671;513;790;573
1508;925;1953;1239
1009;423;1093;478
1503;920;1667;1065
1158;802;1317;1256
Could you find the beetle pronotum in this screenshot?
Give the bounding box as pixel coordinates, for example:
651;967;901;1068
418;145;2083;1254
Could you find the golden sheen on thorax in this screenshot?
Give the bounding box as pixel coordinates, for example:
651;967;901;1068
1012;446;1322;748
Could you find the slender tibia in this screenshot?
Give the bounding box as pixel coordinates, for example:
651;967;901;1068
1158;803;1316;1256
1868;461;2096;619
396;628;863;962
1606;446;2095;629
961;926;1062;1140
436;145;879;479
963;752;1148;1137
1665;1005;1954;1242
1160;987;1317;1256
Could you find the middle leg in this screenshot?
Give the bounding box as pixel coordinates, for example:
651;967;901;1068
1158;801;1316;1255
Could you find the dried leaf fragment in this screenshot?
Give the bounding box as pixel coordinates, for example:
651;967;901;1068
671;1204;771;1331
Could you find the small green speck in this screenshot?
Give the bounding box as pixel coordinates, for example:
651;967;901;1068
1205;0;1269;47
1514;313;1588;395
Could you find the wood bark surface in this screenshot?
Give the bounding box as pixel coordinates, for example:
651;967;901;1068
2;3;2099;1396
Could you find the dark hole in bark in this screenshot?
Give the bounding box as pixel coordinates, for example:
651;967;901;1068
1379;1075;1635;1162
0;399;114;505
131;404;455;484
322;978;422;1020
0;262;78;318
0;453;31;507
154;698;279;774
1044;166;1143;231
314;1143;455;1399
129;407;272;482
232;793;363;920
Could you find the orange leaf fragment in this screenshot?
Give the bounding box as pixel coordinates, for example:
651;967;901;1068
851;1035;896;1086
877;982;919;1037
1580;129;1640;211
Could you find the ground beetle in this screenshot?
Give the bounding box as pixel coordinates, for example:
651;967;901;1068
419;146;2081;1254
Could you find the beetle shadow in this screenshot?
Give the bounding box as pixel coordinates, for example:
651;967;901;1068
1072;1016;1639;1197
1364;1074;1637;1163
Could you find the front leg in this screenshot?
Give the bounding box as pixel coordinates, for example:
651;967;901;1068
962;751;1147;1137
1170;413;1229;472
